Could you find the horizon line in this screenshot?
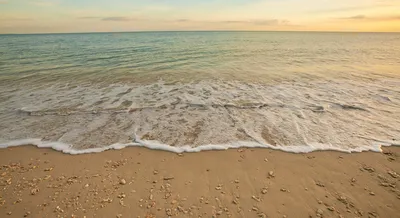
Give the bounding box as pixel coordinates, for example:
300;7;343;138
1;30;400;35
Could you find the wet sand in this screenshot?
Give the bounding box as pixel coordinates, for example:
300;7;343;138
0;146;399;218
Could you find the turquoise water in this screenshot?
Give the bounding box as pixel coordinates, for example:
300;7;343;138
0;32;399;153
1;32;400;85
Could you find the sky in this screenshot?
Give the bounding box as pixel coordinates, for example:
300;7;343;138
0;0;399;33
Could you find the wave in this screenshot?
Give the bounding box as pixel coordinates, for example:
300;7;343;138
0;79;399;154
1;137;398;155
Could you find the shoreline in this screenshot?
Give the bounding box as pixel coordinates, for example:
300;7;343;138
1;139;397;155
0;145;399;217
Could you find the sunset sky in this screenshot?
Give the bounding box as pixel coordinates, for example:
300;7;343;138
0;0;399;33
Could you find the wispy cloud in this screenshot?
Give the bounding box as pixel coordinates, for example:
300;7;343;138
341;15;367;20
77;16;101;20
174;19;290;26
102;17;131;21
337;14;400;21
76;16;134;21
30;0;59;7
0;17;34;21
310;2;394;14
175;19;190;22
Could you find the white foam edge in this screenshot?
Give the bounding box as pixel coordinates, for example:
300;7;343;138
0;138;398;155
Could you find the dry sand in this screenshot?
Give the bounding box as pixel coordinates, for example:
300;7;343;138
0;146;399;218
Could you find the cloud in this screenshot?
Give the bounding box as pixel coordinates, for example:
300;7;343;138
310;2;394;14
0;17;34;21
30;0;59;7
341;15;367;20
219;19;290;26
337;14;400;21
175;19;190;22
101;17;131;21
77;16;101;20
175;18;290;26
76;16;140;21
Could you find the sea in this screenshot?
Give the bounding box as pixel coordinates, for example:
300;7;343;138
0;31;399;154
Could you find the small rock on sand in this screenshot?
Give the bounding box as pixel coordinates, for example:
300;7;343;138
163;176;174;180
30;188;39;195
316;208;324;217
261;188;268;194
327;206;335;211
252;195;261;202
388;171;399;178
268;171;275;178
119;179;126;185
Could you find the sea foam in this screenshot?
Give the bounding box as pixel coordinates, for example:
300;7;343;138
0;137;397;155
0;79;399;154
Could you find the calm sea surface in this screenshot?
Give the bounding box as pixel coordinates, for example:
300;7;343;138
0;32;399;153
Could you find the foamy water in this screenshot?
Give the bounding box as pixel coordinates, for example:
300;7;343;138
0;32;399;154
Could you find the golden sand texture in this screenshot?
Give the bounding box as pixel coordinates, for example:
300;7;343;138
0;146;399;217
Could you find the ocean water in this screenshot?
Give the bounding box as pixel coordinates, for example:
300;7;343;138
0;32;399;154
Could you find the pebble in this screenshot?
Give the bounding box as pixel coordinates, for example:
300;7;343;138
252;206;259;211
258;213;267;218
234;179;239;183
24;211;31;217
252;195;261;202
362;166;375;173
165;208;172;216
163;176;175;180
369;192;375;196
388;171;399;178
261;188;268;194
327;206;335;211
7;212;11;215
116;215;122;218
316;208;324;216
119;179;126;185
315;181;325;187
268;171;275;178
30;188;39;195
264;158;268;162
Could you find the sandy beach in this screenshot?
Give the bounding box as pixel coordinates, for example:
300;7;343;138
0;146;398;218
